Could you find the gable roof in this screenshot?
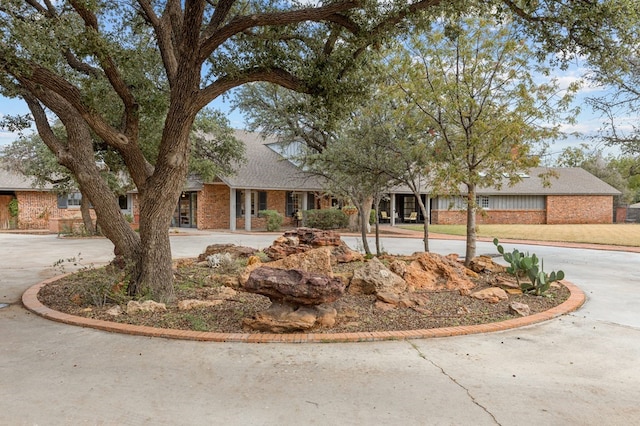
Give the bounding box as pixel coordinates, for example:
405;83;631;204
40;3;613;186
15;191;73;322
216;130;325;191
0;163;52;191
391;167;621;196
474;167;621;196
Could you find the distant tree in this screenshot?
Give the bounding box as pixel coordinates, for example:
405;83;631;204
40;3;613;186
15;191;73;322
390;16;578;265
557;144;638;204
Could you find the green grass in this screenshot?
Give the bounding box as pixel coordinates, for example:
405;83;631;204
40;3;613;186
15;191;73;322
400;224;640;247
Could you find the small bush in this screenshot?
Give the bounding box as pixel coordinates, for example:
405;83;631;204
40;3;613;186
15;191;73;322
304;209;349;230
259;210;283;231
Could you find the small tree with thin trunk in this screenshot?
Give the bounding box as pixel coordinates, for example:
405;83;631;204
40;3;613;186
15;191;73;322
391;16;578;264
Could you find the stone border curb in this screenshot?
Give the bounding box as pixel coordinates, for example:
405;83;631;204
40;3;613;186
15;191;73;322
22;276;585;343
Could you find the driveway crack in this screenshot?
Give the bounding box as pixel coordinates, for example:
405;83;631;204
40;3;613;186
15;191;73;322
408;341;501;425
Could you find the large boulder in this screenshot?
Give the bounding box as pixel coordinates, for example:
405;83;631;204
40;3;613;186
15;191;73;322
263;228;342;260
243;266;345;306
401;253;476;292
242;302;337;332
197;244;258;262
349;257;407;295
267;247;333;276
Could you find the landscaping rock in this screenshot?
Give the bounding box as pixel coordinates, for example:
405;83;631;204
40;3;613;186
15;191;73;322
402;253;476;292
468;255;506;273
126;300;167;314
349;257;407;295
470;287;508;304
243;266;345;305
106;305;122;316
241;302;337;332
509;301;531;316
331;241;364;264
263;228;342;260
197;244;257;262
177;299;224;310
267;247;333;276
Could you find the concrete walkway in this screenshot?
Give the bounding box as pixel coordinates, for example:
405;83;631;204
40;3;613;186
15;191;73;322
1;231;639;425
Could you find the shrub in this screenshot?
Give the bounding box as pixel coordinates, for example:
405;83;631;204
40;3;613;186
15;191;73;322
304;209;349;230
258;210;283;231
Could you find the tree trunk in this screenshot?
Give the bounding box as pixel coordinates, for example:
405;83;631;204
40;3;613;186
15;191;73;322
79;194;95;235
465;183;477;266
415;194;430;252
374;198;381;256
355;202;372;256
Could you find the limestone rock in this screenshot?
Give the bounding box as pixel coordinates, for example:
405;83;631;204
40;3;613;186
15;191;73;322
126;300;167;314
470;287;508;304
247;255;262;266
242;302;336;332
177;299;224;310
263;228;342;260
210;286;237;300
197;244;257;262
106;305;122;316
468;255;506;273
243;266;345;305
267;247;333;276
509;302;531;316
403;253;476;292
388;260;407;278
331;242;364;264
376;291;430;308
349;257;407;295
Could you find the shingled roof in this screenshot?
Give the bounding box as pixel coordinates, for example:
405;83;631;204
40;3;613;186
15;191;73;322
217;130;325;191
474;167;621;196
391;167;621;196
0;163;51;191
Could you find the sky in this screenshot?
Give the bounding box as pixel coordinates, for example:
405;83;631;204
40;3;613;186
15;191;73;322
0;67;629;162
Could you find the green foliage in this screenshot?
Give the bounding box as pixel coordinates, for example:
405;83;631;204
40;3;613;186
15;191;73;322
258;210;283;232
303;209;348;230
7;197;18;217
493;238;565;296
369;209;377;225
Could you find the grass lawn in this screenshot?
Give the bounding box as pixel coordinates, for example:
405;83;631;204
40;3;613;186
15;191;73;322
400;224;640;247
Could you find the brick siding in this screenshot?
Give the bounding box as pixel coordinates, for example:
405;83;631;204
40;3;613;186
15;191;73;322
546;195;613;224
432;195;614;224
15;191;95;230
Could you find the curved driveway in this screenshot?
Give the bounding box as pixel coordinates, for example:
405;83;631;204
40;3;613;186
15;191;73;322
1;231;639;425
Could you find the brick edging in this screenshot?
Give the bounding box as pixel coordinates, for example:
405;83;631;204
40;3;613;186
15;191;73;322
22;276;585;343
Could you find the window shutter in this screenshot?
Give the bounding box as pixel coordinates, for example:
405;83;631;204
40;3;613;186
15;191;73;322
57;194;68;209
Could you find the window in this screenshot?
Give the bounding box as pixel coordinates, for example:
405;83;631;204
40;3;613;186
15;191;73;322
476;195;490;209
57;192;82;209
237;191;268;217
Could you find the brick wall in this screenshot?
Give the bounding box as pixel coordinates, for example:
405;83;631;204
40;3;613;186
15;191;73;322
432;209;546;225
16;191;94;230
197;185;296;229
546;195;613;224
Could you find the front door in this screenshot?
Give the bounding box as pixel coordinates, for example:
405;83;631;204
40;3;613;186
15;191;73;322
172;192;197;228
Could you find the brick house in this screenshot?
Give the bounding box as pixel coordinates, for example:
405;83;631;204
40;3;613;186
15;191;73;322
1;131;622;230
381;167;621;225
162;130;328;231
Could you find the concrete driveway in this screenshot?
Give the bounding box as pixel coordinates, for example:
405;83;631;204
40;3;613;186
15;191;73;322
1;231;639;425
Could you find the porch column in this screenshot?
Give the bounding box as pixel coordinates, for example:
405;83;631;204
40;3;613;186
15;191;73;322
244;189;252;231
301;191;308;211
229;188;236;231
390;192;396;226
